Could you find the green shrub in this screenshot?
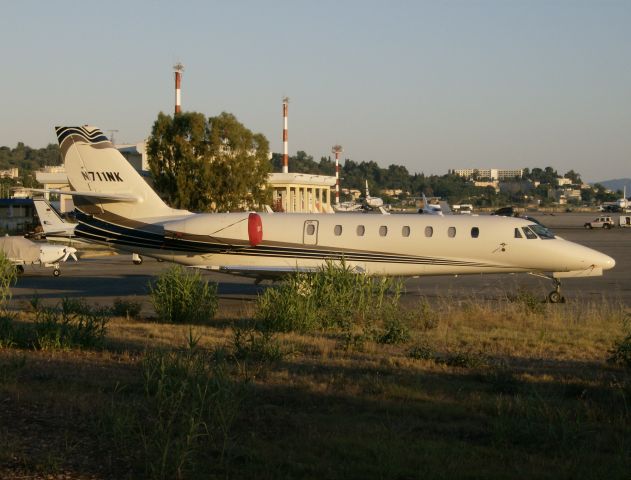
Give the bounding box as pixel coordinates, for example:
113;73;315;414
149;266;218;323
377;314;411;345
256;260;400;334
111;297;142;320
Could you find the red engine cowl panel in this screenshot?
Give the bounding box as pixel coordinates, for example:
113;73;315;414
248;213;263;246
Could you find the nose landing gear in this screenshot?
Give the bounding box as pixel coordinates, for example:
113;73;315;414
547;278;565;304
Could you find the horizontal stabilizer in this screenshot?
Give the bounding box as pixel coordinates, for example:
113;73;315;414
25;188;140;202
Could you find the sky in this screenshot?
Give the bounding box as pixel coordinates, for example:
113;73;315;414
1;0;630;182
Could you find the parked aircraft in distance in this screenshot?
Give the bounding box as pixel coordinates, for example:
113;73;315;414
33;197;77;242
30;126;616;302
419;193;444;215
363;180;384;209
0;235;77;276
333;200;363;213
33;196;144;265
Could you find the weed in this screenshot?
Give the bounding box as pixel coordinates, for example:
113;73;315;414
0;298;109;350
407;339;436;361
377;315;411;345
111;297;142;320
102;349;244;479
608;333;631;368
415;297;439;330
0;352;26;383
508;289;545;314
149;266;218;324
231;327;284;363
483;366;521;394
0;251;17;307
441;347;488;369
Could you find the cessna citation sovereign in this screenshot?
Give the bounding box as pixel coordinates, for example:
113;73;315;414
33;126;615;303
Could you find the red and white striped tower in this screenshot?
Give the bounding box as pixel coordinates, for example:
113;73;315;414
282;97;289;173
332;145;343;206
174;62;184;115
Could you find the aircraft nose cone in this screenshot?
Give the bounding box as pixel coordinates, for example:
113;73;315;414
599;253;615;270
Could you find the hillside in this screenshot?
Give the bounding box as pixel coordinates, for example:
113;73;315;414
594;178;631;194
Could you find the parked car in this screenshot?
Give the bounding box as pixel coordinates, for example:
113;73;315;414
584;216;614;229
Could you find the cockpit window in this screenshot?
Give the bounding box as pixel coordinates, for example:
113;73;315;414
514;228;523;239
529;224;555;239
522;226;538;239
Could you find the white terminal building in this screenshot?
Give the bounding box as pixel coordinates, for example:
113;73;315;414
450;168;524;180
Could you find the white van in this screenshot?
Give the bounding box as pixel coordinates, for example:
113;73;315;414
619;216;631;228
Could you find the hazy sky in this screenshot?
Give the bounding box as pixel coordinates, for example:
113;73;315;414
1;0;630;182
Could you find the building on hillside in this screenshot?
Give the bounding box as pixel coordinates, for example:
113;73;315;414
450;168;524;181
0;168;19;179
557;177;572;186
473;180;499;192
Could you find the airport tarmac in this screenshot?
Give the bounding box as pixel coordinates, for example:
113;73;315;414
7;225;631;314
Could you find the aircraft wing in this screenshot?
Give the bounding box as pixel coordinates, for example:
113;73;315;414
25;188;140;202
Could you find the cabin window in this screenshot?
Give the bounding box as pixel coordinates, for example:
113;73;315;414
471;227;479;238
424;226;433;237
357;225;365;236
334;225;343;236
402;226;411;237
379;226;388;237
448;227;456;238
514;228;523;238
306;224;316;235
522;226;538;239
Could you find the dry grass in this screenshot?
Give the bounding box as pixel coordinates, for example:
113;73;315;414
1;293;630;479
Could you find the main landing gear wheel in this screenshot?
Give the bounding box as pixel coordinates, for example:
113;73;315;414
15;265;24;275
53;268;61;277
547;278;565;304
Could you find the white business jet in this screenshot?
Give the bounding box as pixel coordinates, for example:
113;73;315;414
29;126;615;302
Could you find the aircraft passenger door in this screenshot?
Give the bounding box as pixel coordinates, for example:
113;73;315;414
303;220;319;245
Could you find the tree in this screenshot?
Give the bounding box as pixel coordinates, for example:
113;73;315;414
563;170;582;184
147;111;271;212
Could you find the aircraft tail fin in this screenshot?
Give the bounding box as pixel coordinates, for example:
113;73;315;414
55;126;187;220
33;198;71;235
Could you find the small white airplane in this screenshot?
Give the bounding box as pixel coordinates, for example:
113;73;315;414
363;180;384;209
33;197;144;265
0;235;77;276
28;126;615;302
